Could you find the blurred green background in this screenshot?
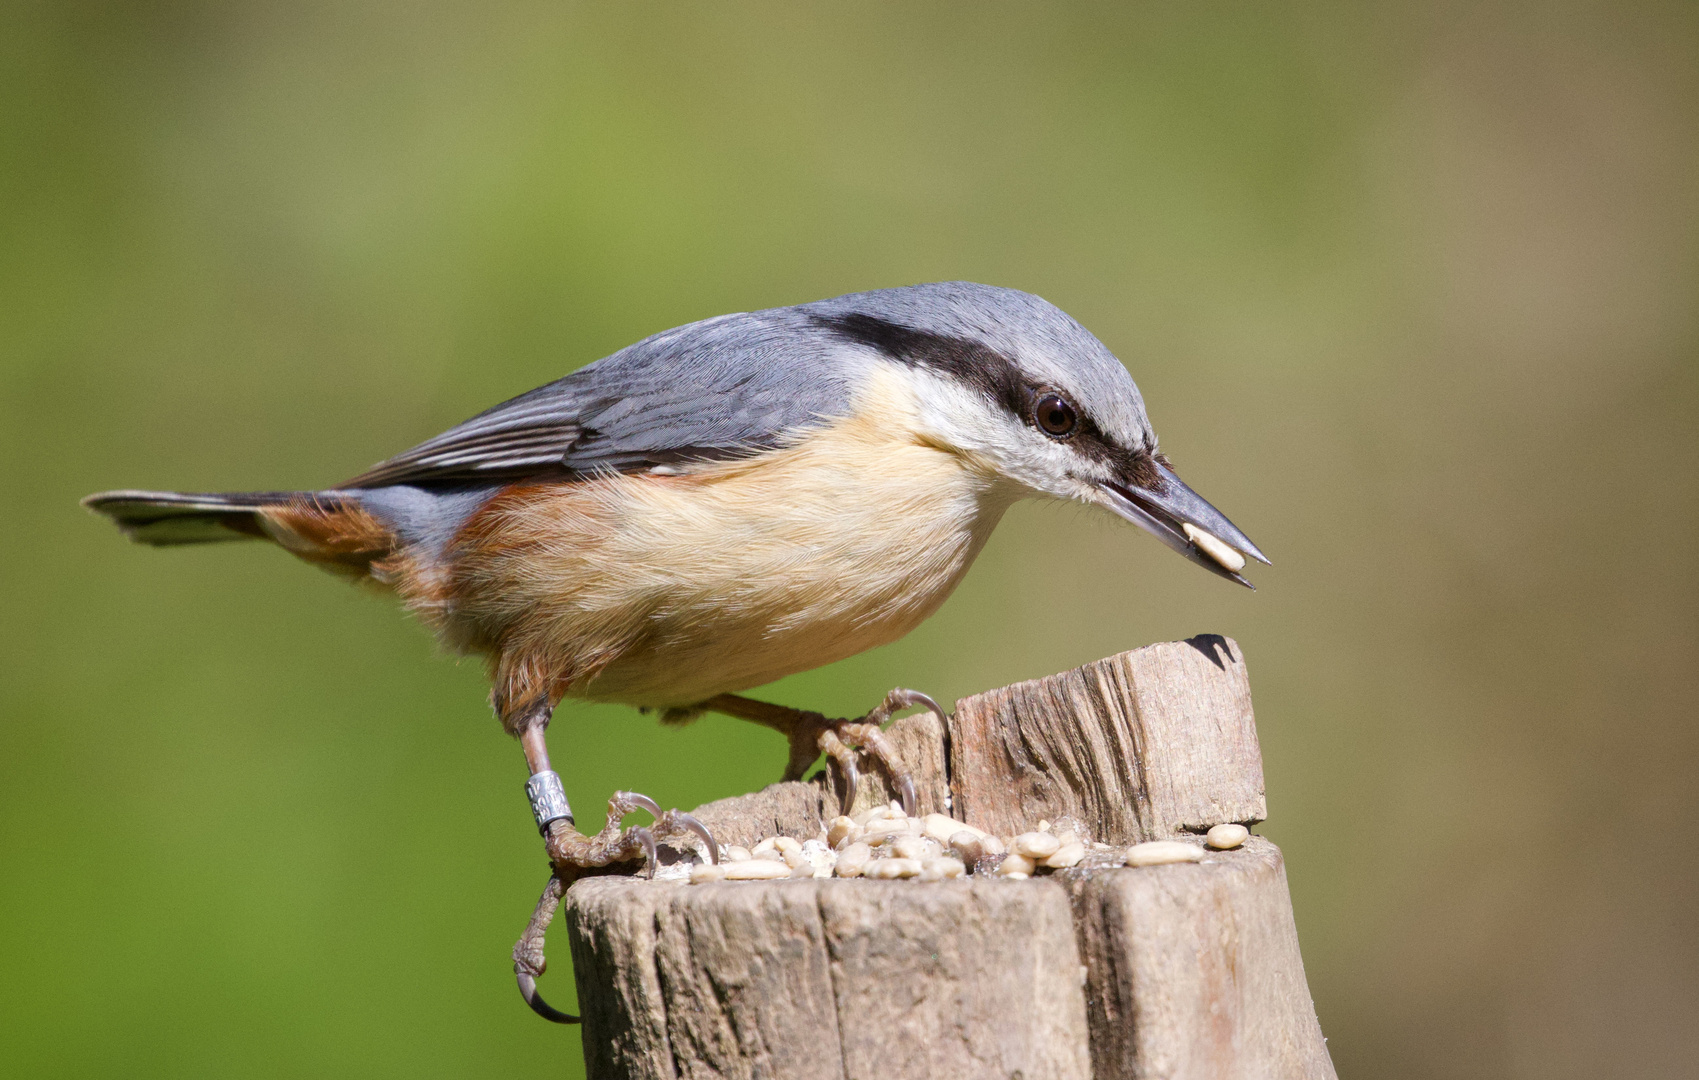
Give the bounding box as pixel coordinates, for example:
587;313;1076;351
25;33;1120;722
3;2;1695;1077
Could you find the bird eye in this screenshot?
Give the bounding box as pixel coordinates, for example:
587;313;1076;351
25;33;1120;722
1034;393;1078;437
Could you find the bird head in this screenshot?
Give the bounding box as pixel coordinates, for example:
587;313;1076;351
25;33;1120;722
807;282;1268;586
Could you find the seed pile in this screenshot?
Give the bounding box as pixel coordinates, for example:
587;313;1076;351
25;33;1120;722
684;802;1252;885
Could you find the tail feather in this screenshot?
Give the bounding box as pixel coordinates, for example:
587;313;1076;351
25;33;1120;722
84;488;401;582
83;489;324;546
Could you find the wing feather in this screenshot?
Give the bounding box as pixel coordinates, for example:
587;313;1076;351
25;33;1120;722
341;309;866;489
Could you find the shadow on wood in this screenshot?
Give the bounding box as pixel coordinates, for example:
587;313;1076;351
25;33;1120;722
563;635;1336;1080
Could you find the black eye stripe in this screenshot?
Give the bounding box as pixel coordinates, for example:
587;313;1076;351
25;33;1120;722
812;312;1031;418
812;311;1156;483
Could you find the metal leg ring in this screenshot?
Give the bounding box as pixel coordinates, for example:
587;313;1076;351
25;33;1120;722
526;770;574;834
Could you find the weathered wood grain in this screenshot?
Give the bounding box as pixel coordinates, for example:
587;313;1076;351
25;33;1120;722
566;878;677;1080
566;877;1092;1080
656;881;844;1080
820;878;1091;1080
948;634;1266;845
1065;837;1336;1080
562;639;1332;1080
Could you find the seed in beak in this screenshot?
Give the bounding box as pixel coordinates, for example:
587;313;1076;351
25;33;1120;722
1182;523;1247;573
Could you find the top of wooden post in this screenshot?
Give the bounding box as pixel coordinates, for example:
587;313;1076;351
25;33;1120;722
688;634;1266;850
950;633;1266;844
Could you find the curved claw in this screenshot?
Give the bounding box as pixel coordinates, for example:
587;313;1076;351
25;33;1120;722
516;969;580;1024
838;761;858;816
674;811;719;864
614;791;717;869
892;688;947;725
886;689;941;815
617;790;663;820
893;772;918;819
611;791;662;875
818;728;860;816
634;826;658;879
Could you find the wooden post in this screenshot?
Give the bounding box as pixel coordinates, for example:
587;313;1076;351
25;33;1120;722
563;635;1336;1080
949;635;1265;844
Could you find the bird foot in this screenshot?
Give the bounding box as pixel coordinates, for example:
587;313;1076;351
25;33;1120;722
543;790;719;879
515;791;718;1024
792;687;945;818
513;873;575;1023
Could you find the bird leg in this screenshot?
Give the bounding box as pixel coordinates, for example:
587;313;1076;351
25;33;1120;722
700;687;946;817
513;873;577;1024
511;704;718;1024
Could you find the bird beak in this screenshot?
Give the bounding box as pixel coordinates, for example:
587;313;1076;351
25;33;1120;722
1097;462;1269;589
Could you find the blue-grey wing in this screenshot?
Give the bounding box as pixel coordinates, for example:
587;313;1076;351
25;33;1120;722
342;309;863;488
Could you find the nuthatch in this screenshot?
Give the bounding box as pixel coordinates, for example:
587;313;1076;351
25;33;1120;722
85;281;1267;1021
